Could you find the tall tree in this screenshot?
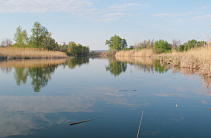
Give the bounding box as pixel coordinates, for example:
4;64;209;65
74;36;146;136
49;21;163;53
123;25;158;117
13;26;28;48
105;35;127;50
67;41;77;55
153;39;171;53
30;21;49;48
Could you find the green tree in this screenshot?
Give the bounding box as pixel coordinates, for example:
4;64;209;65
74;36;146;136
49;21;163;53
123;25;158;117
67;41;77;55
30;21;49;48
67;41;89;56
105;35;127;51
179;39;201;52
13;26;28;48
153;39;171;53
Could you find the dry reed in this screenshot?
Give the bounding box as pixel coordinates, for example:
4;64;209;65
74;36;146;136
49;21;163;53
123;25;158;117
159;42;211;76
115;49;155;57
0;47;68;59
0;59;69;68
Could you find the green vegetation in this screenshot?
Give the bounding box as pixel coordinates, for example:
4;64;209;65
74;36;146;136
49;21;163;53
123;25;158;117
105;35;127;55
67;41;89;56
103;33;208;55
179;39;206;52
153;39;171;53
10;21;90;56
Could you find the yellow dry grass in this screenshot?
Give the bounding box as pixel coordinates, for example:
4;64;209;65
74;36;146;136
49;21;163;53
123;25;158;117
115;49;156;57
159;42;211;76
0;47;68;59
0;59;69;68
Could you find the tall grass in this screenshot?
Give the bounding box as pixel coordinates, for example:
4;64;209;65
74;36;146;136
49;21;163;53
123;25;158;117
115;49;155;57
159;42;211;75
0;47;68;59
0;59;69;68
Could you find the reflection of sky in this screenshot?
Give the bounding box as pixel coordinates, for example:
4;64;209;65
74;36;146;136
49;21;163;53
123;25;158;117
0;59;210;138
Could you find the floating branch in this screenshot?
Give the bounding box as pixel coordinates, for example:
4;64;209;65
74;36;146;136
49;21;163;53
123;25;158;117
119;90;137;92
69;119;93;126
137;111;144;138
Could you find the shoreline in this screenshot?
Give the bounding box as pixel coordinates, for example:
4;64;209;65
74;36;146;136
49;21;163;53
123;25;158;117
115;46;211;77
0;47;69;60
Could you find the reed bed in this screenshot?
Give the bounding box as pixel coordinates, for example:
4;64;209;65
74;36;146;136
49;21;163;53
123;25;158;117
0;59;69;68
115;49;155;57
159;43;211;76
0;47;68;59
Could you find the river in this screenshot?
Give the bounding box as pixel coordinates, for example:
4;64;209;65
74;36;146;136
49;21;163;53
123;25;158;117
0;57;210;138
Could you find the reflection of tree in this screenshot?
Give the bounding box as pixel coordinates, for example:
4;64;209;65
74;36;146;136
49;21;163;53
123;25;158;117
29;65;57;92
129;61;168;74
66;58;89;69
12;58;89;92
105;58;127;76
14;68;28;85
0;67;13;74
14;65;57;92
153;60;168;73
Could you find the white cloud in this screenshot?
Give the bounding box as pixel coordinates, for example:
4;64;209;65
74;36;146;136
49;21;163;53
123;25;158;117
108;3;148;10
171;18;189;23
193;14;211;20
0;0;93;14
154;12;192;17
103;13;125;18
202;5;209;9
0;0;146;22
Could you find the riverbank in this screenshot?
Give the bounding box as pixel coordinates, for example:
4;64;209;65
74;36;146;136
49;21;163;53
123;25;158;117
0;47;68;60
159;46;211;76
0;58;69;68
115;49;156;57
87;52;107;58
115;44;211;76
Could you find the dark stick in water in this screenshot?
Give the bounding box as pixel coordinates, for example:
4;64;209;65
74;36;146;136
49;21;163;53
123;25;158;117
137;111;144;138
69;119;93;126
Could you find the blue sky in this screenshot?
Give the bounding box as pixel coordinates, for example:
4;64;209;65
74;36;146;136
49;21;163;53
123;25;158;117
0;0;211;50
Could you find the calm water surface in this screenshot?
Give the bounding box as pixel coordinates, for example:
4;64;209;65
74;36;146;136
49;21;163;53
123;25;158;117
0;58;210;138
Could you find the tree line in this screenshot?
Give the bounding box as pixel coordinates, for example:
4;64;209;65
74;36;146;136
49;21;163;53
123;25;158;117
105;35;209;54
0;21;89;56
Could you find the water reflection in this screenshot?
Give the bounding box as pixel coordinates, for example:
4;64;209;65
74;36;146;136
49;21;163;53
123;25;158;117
64;57;89;69
0;58;90;92
14;68;28;85
115;56;211;97
110;57;168;75
105;57;127;76
0;57;210;138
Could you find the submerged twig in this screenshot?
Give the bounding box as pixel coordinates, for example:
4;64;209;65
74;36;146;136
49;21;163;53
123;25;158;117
137;111;144;138
69;119;93;126
119;90;137;92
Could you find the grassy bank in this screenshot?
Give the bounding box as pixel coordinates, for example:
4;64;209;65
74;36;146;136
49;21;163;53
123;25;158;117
115;49;156;57
159;45;211;76
0;58;69;68
115;43;211;76
0;47;68;60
